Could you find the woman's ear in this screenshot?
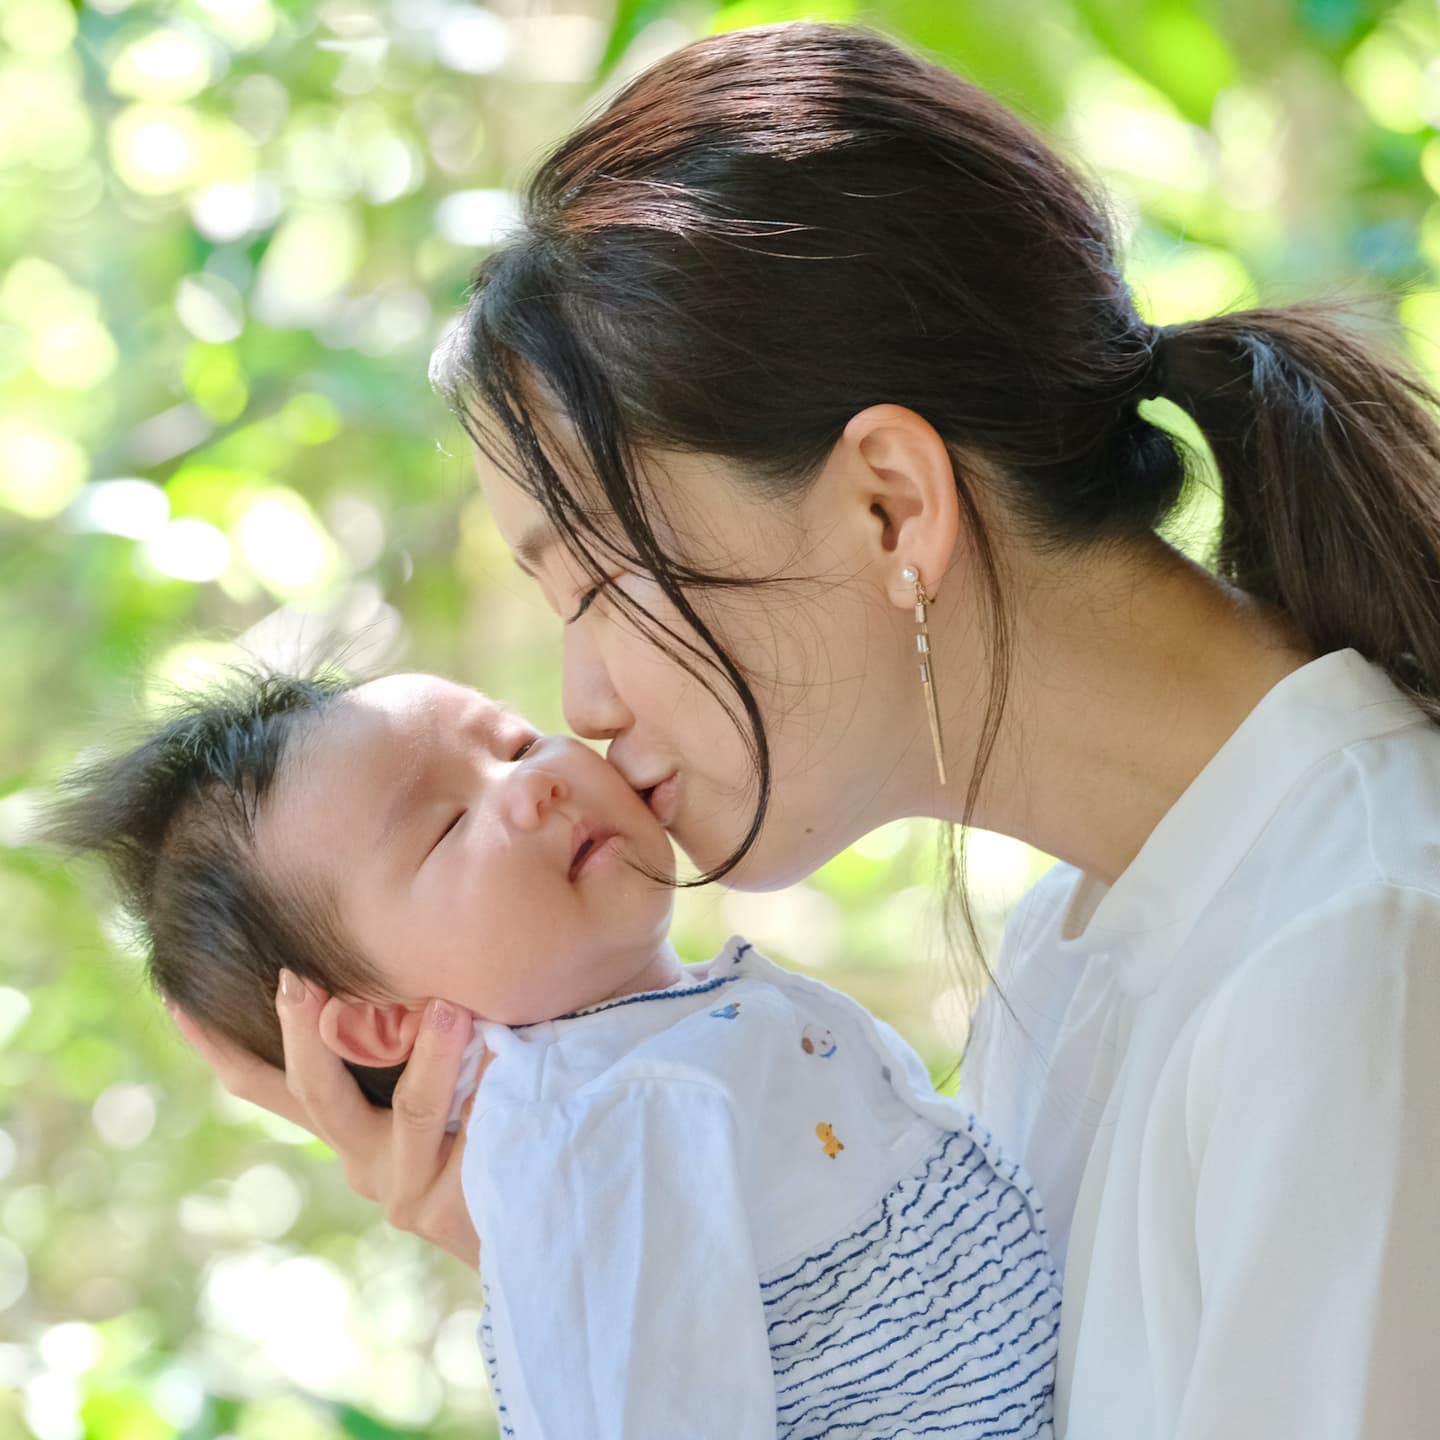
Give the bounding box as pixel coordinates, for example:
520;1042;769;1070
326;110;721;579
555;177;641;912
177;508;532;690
317;993;423;1067
841;403;963;606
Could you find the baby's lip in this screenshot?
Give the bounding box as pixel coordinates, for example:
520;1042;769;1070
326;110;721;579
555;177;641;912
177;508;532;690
569;820;620;881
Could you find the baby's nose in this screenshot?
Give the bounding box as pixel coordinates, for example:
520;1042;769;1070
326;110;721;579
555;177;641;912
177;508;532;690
505;765;568;828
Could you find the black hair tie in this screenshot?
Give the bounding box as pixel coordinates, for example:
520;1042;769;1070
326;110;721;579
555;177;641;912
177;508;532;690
1138;326;1169;401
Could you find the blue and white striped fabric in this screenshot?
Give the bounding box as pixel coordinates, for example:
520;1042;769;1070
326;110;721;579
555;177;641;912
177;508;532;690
764;1125;1058;1438
461;936;1060;1438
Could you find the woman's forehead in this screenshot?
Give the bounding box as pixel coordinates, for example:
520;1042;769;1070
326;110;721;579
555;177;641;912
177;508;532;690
469;453;620;578
470;446;547;549
470;430;779;577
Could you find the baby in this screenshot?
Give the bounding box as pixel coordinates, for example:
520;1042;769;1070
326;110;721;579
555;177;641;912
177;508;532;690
43;663;1060;1440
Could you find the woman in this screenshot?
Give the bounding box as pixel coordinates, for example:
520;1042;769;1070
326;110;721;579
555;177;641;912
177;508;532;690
169;21;1440;1438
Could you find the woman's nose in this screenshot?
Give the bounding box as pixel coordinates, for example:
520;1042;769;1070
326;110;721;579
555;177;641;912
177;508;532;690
504;764;569;830
561;624;634;743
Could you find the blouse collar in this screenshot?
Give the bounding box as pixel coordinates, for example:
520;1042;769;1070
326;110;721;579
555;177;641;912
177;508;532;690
1053;648;1428;995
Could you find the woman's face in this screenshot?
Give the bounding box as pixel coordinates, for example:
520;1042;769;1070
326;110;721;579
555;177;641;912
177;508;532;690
472;413;963;889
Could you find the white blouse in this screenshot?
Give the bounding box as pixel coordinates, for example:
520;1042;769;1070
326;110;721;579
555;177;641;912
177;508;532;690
958;648;1440;1440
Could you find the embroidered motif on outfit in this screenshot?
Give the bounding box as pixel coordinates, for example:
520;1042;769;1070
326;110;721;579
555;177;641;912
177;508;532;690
710;1002;741;1020
815;1122;844;1159
800;1022;836;1057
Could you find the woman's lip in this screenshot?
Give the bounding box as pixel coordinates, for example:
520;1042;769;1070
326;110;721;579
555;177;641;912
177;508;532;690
645;772;679;827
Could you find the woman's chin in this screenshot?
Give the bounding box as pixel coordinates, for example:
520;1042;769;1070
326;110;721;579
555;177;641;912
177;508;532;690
679;826;847;893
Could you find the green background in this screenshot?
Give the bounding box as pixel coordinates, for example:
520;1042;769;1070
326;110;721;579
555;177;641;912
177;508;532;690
3;0;1438;1435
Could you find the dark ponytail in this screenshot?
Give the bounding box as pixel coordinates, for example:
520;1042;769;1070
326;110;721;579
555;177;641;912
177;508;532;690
1154;305;1440;719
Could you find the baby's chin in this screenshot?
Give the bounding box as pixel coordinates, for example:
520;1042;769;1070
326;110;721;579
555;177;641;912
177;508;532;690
623;822;680;885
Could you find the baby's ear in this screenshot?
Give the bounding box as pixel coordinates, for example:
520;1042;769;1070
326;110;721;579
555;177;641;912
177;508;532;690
317;994;421;1067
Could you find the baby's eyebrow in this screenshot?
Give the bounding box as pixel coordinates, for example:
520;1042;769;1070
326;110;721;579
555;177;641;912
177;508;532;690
374;706;513;855
377;753;428;853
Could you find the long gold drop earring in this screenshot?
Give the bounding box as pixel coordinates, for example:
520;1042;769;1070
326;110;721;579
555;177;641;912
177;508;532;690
901;564;947;786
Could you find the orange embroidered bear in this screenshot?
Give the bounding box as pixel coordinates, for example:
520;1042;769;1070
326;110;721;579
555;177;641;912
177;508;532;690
815;1122;844;1159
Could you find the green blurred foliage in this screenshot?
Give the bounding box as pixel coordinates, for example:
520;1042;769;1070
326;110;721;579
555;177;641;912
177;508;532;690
2;0;1438;1435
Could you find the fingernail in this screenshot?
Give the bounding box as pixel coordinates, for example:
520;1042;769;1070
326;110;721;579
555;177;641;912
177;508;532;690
426;999;455;1033
279;969;308;1004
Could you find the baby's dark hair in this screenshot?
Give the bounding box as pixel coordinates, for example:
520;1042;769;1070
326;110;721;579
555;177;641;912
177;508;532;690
36;661;409;1109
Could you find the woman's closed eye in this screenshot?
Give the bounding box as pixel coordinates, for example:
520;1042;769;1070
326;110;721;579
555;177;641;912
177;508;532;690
565;576;622;624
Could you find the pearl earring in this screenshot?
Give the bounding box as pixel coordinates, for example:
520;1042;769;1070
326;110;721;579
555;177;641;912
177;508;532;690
901;564;947;786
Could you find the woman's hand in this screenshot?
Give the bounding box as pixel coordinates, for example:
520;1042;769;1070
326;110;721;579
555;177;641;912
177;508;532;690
164;970;487;1270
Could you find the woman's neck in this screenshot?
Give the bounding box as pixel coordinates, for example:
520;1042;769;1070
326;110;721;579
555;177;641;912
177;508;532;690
939;538;1317;886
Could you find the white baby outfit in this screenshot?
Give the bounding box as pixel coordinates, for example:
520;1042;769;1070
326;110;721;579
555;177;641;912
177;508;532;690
958;648;1440;1439
447;936;1060;1439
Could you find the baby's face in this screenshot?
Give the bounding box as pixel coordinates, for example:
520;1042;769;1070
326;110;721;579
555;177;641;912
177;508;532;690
257;673;677;1025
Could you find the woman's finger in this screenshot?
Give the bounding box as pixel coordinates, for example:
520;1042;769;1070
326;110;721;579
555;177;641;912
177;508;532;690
431;1081;483;1270
385;999;475;1231
396;1046;485;1271
273;971;380;1163
166;998;314;1133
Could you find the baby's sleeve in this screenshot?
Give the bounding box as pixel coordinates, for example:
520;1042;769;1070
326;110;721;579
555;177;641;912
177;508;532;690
464;1069;778;1440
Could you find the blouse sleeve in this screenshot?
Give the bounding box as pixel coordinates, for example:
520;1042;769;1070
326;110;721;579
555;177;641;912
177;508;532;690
463;1070;778;1440
1177;882;1440;1439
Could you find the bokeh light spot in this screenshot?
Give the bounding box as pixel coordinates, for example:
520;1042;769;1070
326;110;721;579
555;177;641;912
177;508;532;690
65;479;170;540
252;208;363;327
38;1323;101;1378
176;273;245;343
1131;243;1258;325
194;0;277;52
108;27;215;103
190;174;284;242
92;1084;159;1151
0;420;88;519
31;316;118;390
142;639;242;716
1344;29;1428;133
279;392;341;446
233;489;343;595
0;792;41;848
143;518;231;582
0;987;34;1046
435;6;512;74
183;343;248;422
435;188;521;246
108;104;201;195
1;0;76;58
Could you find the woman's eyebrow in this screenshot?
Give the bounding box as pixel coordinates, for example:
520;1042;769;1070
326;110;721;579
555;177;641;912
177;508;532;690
512;519;559;577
